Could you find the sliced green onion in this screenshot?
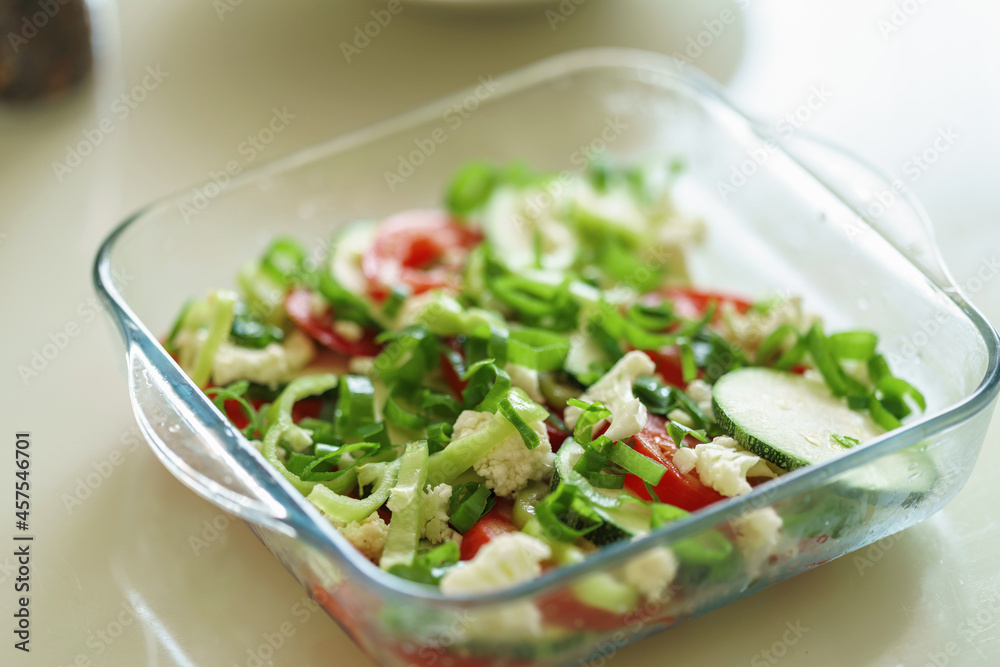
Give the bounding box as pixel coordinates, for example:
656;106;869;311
666;421;709;447
307;459;399;525
297;441;380;482
535;484;603;542
384;388;426;431
373;325;437;384
335;374;376;437
588;472;625;489
573;447;608;477
317;270;375;326
445;161;498;216
426;421;452;454
165;298;194;353
230;305;284;349
260;236;306;287
608;440;667;486
382;286;410;320
828;331;879;361
650;503;690;529
628;302;676;332
875;376;926;419
867;354;891;384
419;389;462;421
806;325;848;396
586;316;625;363
448;483;494;533
190;290;237;388
497;396;541;450
643;481;662;504
567;398;612;444
387;541;461;586
756;324;799;366
205;380;260;439
678;340;697;384
869;398;902;431
461;359;511;412
507;327;571;371
831;433;860;449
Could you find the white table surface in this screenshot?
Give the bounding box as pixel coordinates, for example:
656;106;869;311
2;1;999;665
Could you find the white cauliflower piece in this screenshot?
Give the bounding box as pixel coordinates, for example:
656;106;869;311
717;295;813;355
673;436;779;497
620;546;679;603
505;363;545;404
563;351;656;442
731;508;783;578
452;410;554;498
684;379;714;417
332;511;389;563
422;483;460;545
440;533;550;595
209;328;315;390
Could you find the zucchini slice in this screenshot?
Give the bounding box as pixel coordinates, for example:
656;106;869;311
712;367;884;470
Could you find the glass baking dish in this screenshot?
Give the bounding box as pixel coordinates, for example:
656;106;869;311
93;48;999;666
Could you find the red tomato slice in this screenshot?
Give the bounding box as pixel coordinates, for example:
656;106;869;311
538;588;632;632
661;287;752;321
285;288;382;357
624;414;726;512
361;210;480;301
545;420;570;452
459;499;516;561
645;345;690;388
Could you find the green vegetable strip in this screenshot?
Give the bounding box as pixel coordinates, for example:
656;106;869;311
387;541;461;585
507;328;571;371
336;375;376;437
381;440;430;571
875;376;927;418
445;161;497;216
260;236;306;286
427;390;547;486
461;359;511;412
650;503;689;528
567;398;612;444
828;331;879;361
535;484;602;542
262;375;339;495
384;389;426;431
756;324;799;365
448;483;493;533
607;441;667;485
678;341;697;384
497;396;541;450
190;290;237;388
666;421;709;448
308;460;399;525
588;473;625;489
165;298;194;353
806;325;848;396
869;398;902;431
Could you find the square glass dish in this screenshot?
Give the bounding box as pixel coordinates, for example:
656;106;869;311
94;49;999;666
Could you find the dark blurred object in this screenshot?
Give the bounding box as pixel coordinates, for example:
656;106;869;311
0;0;92;102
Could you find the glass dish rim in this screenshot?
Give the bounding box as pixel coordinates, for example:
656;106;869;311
93;47;1000;607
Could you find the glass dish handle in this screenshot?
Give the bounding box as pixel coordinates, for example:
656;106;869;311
778;131;963;298
124;321;315;540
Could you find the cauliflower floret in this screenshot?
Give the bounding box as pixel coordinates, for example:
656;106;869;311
717;295;814;355
452;410;554;498
731;508;784;578
332;511;389;563
505;363;544;404
673;436;779;497
440;533;551;595
208;328;315;389
422;483;460;545
563;351;656;442
620;546;679;603
685;378;714;417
